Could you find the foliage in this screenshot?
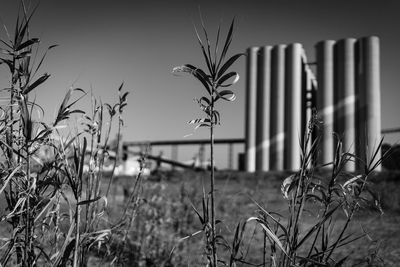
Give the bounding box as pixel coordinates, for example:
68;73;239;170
245;111;387;267
0;4;140;267
173;16;243;266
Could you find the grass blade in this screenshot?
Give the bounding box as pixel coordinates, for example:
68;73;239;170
248;217;288;257
217;53;244;79
193;24;214;76
217;18;235;70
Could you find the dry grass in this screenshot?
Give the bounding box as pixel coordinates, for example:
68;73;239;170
1;169;399;266
131;169;400;266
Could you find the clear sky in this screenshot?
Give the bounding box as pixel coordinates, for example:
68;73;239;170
1;0;399;168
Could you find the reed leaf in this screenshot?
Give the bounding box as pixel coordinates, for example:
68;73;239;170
217;71;239;87
247;217;288;257
214;89;236;102
217;53;244;79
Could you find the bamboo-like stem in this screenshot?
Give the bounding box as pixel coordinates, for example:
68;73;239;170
25;142;31;267
263;216;267;267
105;114;122;198
106;88;125;199
210;85;217;266
73;204;81;267
7;57;16;166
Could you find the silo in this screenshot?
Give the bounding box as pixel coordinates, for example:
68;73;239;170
284;43;303;170
356;36;381;171
245;47;259;172
270;45;286;170
316;40;335;167
334;38;357;172
255;46;272;171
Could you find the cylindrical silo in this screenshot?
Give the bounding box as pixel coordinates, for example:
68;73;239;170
256;46;272;171
304;66;314;155
284;43;303;170
334;38;357;172
270;45;286;170
356;36;381;171
316;40;335;167
245;47;259;172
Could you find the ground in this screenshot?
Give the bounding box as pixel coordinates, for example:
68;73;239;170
1;169;399;266
113;169;400;266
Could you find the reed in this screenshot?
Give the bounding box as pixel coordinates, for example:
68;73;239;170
173;16;243;266
0;3;139;266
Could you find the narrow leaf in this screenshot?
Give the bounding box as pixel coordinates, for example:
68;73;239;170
199;11;214;73
214;90;236;102
188;118;210;124
217;53;244;79
217;72;239;87
173;64;212;95
296;204;342;249
214;22;221;68
195;123;211;129
22;73;50;94
193;24;213;76
217;18;235;70
0;166;22;196
33;44;58;77
248;217;288;256
16;38;39;51
77;196;101;206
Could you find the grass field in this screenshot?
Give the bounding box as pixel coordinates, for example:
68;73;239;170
103;169;400;266
1;168;399;266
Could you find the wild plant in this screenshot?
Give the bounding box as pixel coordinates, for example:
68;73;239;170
0;3;60;265
173;17;243;266
0;3;139;266
247;111;387;266
63;85;129;266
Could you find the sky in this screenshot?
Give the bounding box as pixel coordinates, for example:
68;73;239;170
0;0;399;168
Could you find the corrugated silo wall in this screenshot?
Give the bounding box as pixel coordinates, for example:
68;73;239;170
315;36;381;171
245;47;259;172
245;36;381;172
245;44;315;172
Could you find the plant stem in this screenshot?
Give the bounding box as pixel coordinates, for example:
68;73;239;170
73;203;81;267
210;88;217;266
7;57;16;166
105;112;122;199
24;139;36;267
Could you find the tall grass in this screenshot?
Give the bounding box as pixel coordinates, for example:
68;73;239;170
246;110;387;266
173;16;243;266
0;4;142;266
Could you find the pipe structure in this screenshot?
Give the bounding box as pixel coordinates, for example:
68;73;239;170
316;40;335;167
284;43;303;170
256;46;272;171
356;36;381;171
334;38;357;172
270;45;286;170
245;47;259;172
